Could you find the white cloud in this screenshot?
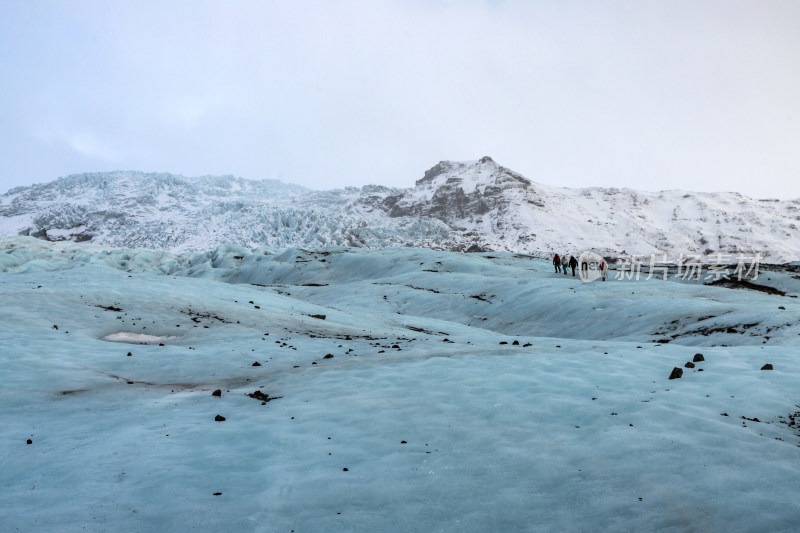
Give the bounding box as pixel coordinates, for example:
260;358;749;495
1;0;799;198
65;130;123;160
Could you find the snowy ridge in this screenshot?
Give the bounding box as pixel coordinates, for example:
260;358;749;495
0;171;455;251
2;160;799;261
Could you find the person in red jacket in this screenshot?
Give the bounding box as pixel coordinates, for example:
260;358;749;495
553;253;561;273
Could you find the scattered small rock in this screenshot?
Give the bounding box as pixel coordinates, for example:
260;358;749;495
26;439;32;445
310;314;326;320
323;354;334;359
684;361;695;368
52;325;58;330
512;340;519;346
252;361;261;366
343;467;349;472
499;341;507;345
668;367;683;380
778;306;785;310
214;415;226;422
211;389;222;397
248;390;282;402
158;343;165;347
761;363;773;370
127;352;132;357
693;353;705;362
401;440;407;444
213;492;222;496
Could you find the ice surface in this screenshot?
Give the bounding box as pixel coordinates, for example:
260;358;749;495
2;237;799;532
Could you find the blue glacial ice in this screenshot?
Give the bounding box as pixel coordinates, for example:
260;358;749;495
2;236;799;532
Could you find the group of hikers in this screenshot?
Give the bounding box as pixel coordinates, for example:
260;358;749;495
552;253;608;281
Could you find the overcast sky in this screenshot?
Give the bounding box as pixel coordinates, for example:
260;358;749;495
1;0;798;198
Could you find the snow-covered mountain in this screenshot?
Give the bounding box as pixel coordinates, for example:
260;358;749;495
2;158;799;261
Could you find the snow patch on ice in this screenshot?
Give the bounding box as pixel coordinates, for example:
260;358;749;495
103;332;181;344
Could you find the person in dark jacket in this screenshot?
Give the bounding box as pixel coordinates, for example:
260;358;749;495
568;255;578;276
553;253;561;273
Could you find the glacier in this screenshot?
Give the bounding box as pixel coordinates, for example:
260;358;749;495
2;236;800;532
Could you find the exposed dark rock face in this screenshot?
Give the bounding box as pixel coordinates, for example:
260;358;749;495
387;158;537;223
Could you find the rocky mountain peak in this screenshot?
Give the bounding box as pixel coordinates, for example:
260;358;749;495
387;156;535;225
415;156;529;189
